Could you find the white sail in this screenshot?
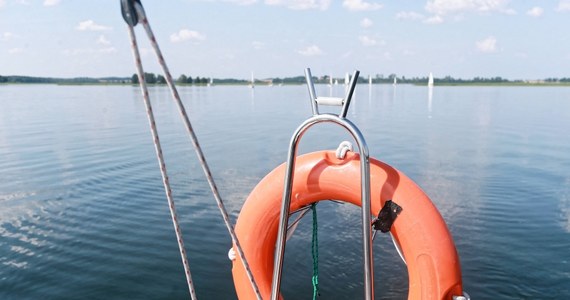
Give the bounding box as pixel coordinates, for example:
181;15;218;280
393;77;397;85
428;72;434;87
345;73;350;85
250;72;254;88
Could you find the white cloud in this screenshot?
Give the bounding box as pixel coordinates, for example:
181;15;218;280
359;35;378;46
505;8;517;15
396;11;425;21
252;41;265;49
1;32;17;41
264;0;331;10
8;48;24;54
97;35;111;45
99;47;117;54
343;0;382;11
170;29;206;43
476;36;497;53
224;0;257;5
43;0;61;6
425;0;512;16
360;18;373;28
557;0;570;12
424;15;444;24
63;47;117;56
297;45;323;56
526;6;543;17
76;20;111;31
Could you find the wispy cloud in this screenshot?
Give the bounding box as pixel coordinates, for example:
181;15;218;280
476;36;497;53
43;0;61;6
360;17;373;28
224;0;257;5
99;47;117;54
557;0;570;12
425;0;513;16
396;11;425;21
63;47;117;56
527;6;543;17
265;0;331;10
297;45;323;56
252;41;265;50
8;48;24;54
97;35;111;46
424;15;443;24
343;0;382;11
170;29;206;43
76;20;111;31
1;32;18;41
359;35;379;46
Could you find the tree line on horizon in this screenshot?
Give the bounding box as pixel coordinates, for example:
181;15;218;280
130;73;249;85
2;73;570;85
130;73;218;85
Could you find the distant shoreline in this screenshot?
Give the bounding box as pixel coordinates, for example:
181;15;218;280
2;74;570;87
414;82;570;87
3;82;570;87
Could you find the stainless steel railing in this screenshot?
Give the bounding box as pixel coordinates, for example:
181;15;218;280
271;68;374;300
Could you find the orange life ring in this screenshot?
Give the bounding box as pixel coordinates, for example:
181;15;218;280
232;150;463;299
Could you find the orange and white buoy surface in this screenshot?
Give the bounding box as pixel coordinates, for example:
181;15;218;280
232;150;463;299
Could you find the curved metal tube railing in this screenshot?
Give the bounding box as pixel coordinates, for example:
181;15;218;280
271;69;374;300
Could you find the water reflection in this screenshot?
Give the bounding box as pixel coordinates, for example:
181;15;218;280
368;82;373;104
428;86;433;118
250;85;255;104
561;177;570;233
391;83;397;103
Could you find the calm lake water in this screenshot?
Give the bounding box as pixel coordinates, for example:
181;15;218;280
1;83;569;299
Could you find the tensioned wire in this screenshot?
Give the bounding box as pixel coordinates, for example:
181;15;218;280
125;2;262;299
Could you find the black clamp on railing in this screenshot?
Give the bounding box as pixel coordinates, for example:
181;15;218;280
373;200;402;233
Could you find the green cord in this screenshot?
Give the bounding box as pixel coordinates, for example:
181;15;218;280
311;203;319;299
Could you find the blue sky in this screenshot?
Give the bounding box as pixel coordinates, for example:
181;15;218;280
1;0;569;80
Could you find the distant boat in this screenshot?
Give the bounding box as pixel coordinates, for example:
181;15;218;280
345;73;350;85
428;72;434;87
334;79;339;85
368;75;372;87
207;77;213;87
393;77;397;86
329;75;333;86
250;72;254;89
